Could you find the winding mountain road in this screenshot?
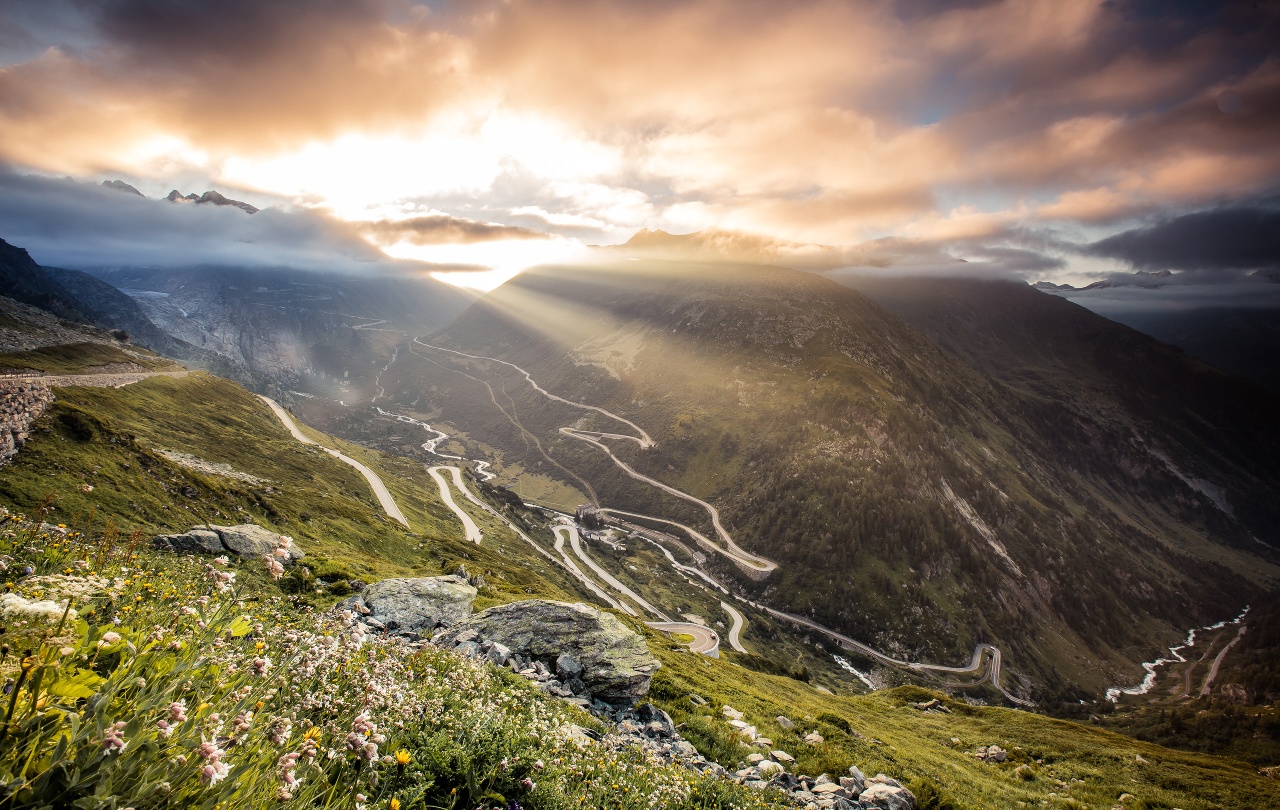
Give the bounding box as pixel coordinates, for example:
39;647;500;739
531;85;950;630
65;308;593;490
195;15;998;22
647;622;720;656
427;465;482;543
556;522;669;620
260;396;410;528
1201;625;1247;697
720;601;749;654
549;525;630;613
409;341;1034;704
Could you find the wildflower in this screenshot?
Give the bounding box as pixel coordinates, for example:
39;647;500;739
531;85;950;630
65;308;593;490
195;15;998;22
264;556;284;581
157;720;173;739
100;722;127;755
521;778;535;791
394;749;411;766
251;656;271;676
198;739;226;763
169;701;188;723
389;800;401;810
59;646;75;657
354;794;367;810
81;484;94;493
200;761;230;786
268;717;293;745
213;555;230;566
98;631;121;648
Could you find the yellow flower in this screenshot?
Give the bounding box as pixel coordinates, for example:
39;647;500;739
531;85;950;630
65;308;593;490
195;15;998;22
255;641;266;653
389;799;401;810
302;726;322;742
394;749;411;766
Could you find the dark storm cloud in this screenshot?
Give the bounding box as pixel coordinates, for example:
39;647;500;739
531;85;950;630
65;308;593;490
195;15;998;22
1086;203;1280;272
0;168;412;273
358;215;550;246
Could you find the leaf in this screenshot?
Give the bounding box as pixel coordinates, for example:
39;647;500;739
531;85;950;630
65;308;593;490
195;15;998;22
47;669;106;700
228;615;253;638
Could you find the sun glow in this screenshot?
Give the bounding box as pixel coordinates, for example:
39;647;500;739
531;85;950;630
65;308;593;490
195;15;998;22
382;236;585;291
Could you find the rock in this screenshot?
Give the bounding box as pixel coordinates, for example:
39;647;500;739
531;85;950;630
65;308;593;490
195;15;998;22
486;641;513;667
340;575;476;634
152;528;224;555
813;783;848;797
803;731;824;745
859;781;917;810
776;715;796;730
758;760;785;777
867;775;904;790
907;698;950;713
755;737;773;747
438;600;660;707
555;650;586;675
723;705;744;721
348;578;366;592
747;753;765;764
976;744;1008;763
208;524;304;562
634;703;676;738
840;775;865;794
687;693;707;706
771;750;795;763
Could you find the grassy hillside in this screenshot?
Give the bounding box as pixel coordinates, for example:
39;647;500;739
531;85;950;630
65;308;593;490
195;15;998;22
2;341;1276;808
377;259;1280;704
0;370;599;609
644;633;1280;809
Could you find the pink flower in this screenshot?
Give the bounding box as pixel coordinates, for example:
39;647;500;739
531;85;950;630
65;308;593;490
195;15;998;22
200;761;229;786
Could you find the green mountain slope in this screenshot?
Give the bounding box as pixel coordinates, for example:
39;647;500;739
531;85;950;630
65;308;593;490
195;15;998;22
378;260;1280;703
3;324;1278;808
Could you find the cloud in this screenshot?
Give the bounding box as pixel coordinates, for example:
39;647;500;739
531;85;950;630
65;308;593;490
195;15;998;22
0;167;424;273
1085;202;1280;273
0;0;1278;273
358;214;550;246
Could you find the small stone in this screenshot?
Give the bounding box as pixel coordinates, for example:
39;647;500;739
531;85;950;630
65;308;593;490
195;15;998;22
688;693;707;706
771;750;795;763
804;731;825;745
776;715;796;730
747;753;765;764
723;705;744;721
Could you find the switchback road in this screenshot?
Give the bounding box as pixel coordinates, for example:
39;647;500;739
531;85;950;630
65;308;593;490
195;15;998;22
260;396;410;528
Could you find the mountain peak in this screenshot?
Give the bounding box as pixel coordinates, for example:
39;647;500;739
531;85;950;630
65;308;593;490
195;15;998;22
164;188;259;214
102;179;144;197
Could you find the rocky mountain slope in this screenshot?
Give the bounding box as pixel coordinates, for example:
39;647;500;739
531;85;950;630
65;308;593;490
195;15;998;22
381;259;1280;704
86;265;474;398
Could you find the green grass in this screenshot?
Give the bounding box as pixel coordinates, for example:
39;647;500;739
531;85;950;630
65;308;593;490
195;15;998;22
0;342;176;373
641;629;1280;809
0;370;619;611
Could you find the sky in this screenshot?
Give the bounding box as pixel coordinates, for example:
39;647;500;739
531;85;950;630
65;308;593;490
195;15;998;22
0;0;1277;295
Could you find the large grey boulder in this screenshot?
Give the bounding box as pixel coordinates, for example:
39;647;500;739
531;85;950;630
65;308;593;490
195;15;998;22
342;575;477;634
438;600;660;707
209;524;304;563
152;529;224;555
